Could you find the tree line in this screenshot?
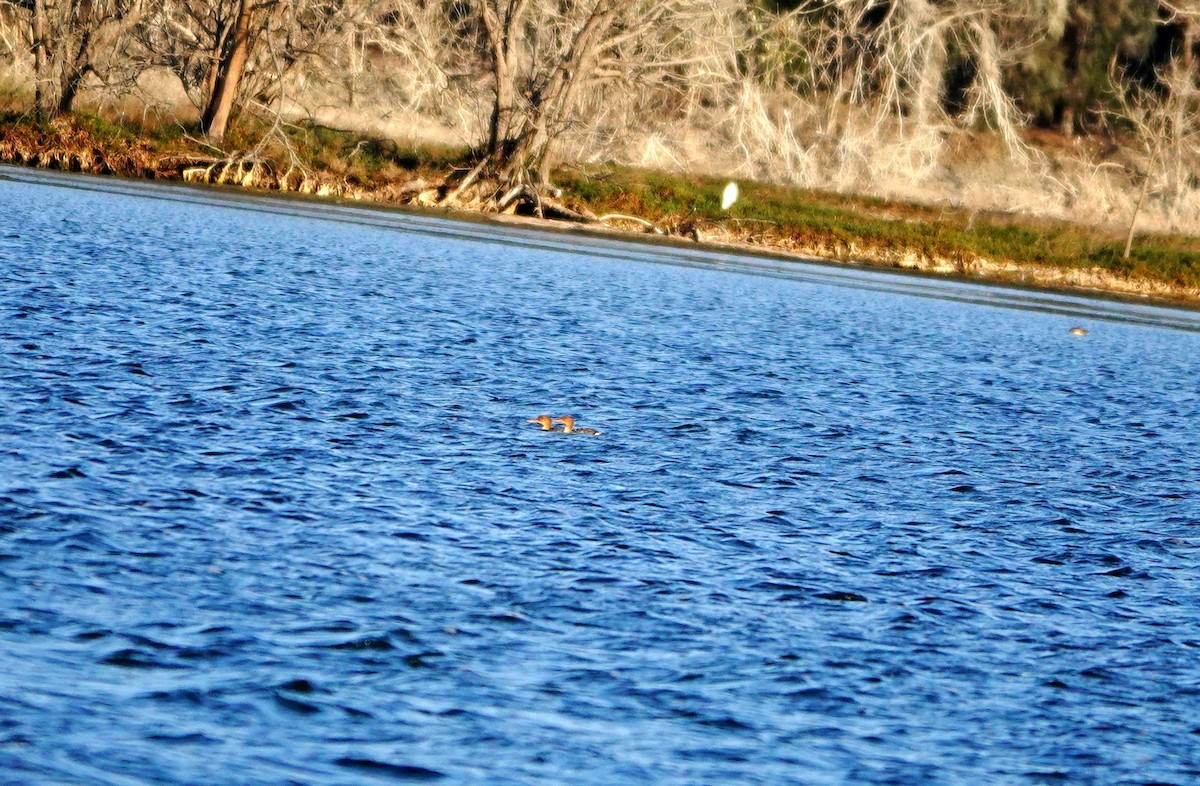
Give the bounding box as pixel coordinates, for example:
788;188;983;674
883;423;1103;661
0;1;1196;201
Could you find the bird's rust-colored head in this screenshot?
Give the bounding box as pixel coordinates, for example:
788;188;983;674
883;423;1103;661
527;414;554;430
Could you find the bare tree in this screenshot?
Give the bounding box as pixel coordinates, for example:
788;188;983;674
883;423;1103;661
1114;1;1200;242
12;0;151;116
466;0;752;191
668;0;1069;192
809;1;1064;147
471;0;621;186
199;0;251;140
138;0;356;141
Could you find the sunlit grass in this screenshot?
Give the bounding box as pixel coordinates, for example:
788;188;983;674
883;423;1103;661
555;165;1200;291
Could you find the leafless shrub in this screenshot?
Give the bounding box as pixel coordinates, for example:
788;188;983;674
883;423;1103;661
131;1;368;140
7;0;153;117
560;0;1068;203
285;0;485;145
1108;5;1200;238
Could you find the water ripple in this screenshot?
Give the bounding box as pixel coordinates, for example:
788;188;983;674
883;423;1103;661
1;169;1199;784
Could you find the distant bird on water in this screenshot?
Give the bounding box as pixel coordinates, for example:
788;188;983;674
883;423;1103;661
1068;326;1088;336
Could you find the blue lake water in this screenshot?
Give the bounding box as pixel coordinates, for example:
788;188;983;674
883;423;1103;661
1;166;1199;785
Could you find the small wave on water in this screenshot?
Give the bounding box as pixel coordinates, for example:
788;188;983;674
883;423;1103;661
1;167;1199;784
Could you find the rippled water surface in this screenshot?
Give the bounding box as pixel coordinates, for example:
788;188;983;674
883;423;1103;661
2;168;1199;785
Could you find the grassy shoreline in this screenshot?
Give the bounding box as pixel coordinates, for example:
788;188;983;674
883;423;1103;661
3;112;1198;307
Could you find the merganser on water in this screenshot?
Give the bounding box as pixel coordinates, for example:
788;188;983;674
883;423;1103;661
527;415;558;430
552;416;601;435
1068;326;1088;336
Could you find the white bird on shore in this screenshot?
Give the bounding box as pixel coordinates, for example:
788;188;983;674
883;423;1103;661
721;181;739;210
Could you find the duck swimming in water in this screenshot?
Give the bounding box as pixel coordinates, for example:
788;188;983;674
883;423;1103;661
1068;326;1088;336
527;414;558;430
552;416;601;435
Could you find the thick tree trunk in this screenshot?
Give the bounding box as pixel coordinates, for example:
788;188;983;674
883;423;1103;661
477;0;517;160
57;29;95;116
57;69;83;115
202;0;254;142
32;0;51;116
202;18;230;112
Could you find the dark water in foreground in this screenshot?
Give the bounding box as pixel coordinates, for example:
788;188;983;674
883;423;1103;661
1;168;1198;785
